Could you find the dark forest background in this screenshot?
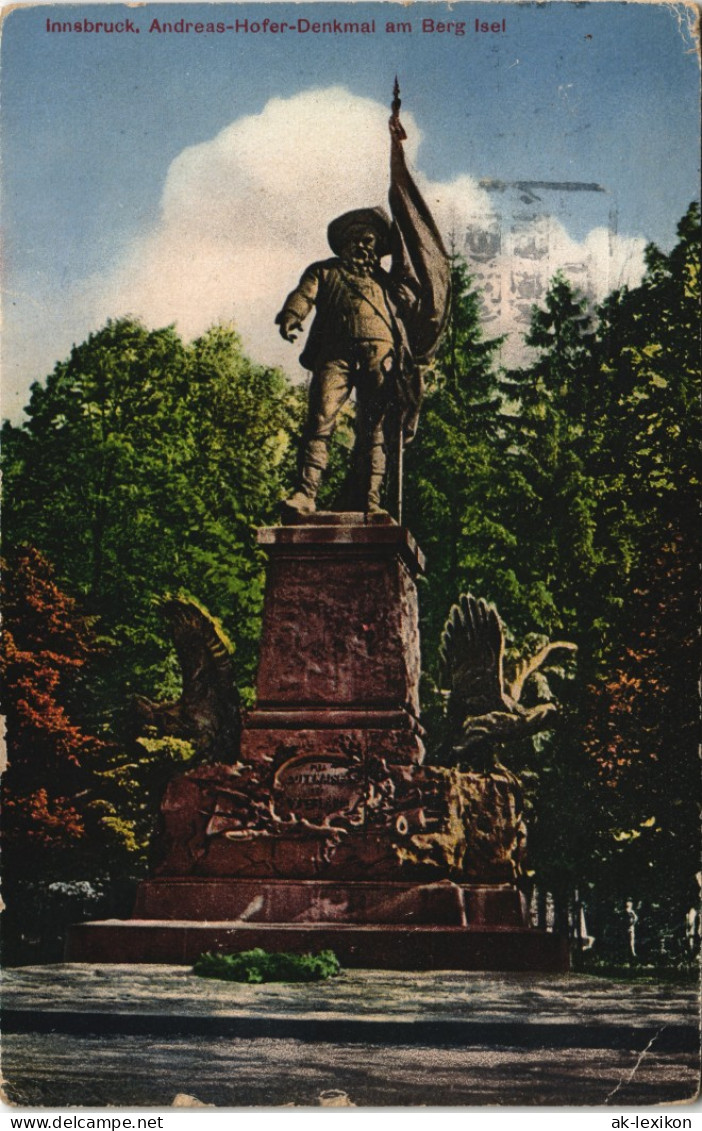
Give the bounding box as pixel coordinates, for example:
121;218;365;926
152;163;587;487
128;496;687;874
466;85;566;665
2;203;699;972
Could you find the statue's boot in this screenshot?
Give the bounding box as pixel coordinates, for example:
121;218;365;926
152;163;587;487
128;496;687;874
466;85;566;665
282;440;326;517
363;441;388;514
366;471;387;514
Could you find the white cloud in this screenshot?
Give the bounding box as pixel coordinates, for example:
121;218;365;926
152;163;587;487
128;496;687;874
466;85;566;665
4;87;647;420
86;87;433;374
91;86;645;373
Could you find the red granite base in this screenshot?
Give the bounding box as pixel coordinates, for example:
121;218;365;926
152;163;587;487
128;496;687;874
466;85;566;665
66;878;568;971
133;878;527;927
65;919;569;971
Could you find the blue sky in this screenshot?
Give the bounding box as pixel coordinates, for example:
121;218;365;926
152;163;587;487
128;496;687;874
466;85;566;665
2;1;700;418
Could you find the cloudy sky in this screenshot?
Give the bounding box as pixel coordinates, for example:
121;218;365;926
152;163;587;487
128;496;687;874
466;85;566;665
1;1;699;420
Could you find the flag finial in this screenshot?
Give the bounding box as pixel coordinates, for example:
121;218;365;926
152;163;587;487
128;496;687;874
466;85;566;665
390;76;407;141
392;76;401;116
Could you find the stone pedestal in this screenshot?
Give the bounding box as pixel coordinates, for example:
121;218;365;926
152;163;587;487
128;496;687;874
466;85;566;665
241;515;426;768
65;516;567;972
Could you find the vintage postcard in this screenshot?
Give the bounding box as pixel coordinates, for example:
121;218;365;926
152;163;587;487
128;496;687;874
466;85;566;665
1;0;700;1114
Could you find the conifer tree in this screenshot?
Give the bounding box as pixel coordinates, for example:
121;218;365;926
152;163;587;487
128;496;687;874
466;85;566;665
404;257;506;676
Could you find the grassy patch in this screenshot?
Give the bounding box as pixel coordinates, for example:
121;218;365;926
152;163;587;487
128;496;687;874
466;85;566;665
193;947;341;984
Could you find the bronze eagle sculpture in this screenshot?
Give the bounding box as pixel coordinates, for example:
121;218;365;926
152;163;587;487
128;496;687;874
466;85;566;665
134;596;241;762
438;593;577;765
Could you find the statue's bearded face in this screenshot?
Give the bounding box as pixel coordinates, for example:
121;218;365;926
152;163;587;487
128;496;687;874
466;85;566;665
340;227;379;274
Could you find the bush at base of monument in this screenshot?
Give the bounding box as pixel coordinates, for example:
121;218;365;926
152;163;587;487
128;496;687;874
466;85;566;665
193;947;341;984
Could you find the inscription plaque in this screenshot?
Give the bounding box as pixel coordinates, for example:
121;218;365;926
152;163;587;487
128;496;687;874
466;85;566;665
273;754;364;825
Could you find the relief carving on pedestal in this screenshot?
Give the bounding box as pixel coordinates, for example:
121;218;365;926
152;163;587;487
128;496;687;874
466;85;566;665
144;589;574;891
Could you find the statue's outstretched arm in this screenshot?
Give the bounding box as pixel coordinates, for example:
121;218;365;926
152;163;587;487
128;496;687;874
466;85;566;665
275;265;320;342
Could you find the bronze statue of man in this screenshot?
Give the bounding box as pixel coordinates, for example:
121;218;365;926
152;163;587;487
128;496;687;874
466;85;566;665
277;87;451;520
276;205;419;516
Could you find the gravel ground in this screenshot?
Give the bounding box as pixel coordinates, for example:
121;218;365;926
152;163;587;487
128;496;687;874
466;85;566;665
2;965;699;1108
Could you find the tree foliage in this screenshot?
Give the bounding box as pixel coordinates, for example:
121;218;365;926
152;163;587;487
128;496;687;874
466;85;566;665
404;257;507;675
0;546;132;876
2;319;301;719
406;205;700;956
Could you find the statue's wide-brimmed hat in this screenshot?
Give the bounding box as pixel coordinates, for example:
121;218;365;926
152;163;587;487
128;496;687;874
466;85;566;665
327;207;393;257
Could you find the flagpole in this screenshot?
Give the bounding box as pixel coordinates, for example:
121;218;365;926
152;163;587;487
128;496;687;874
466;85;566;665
387;76;452;528
396;415;404;525
390;77;406;525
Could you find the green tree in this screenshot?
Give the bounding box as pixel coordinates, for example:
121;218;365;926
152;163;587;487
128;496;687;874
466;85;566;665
498;206;701;953
595;204;700;556
582;529;699;959
2;319;301;722
490;277;603;926
575;204;701;960
404;257;506;679
496;274;603;636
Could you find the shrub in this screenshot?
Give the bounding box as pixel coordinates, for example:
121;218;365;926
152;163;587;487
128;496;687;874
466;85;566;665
192;947;341;984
